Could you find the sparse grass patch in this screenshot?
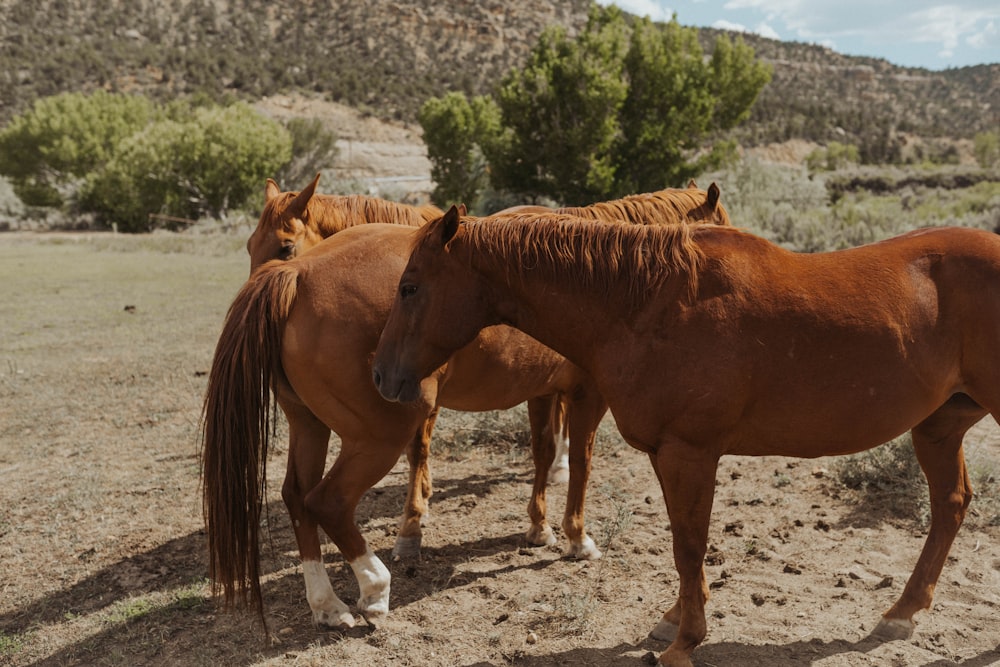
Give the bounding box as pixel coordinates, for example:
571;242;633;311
0;631;27;658
105;597;156;625
834;435;930;525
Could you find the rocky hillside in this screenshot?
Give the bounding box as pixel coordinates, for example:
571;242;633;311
0;0;997;159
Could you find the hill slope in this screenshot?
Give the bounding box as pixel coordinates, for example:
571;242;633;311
0;0;997;159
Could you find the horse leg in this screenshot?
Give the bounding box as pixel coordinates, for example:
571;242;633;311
393;408;440;559
525;396;557;547
875;395;983;639
560;386;606;560
646;450;681;633
547;394;571;484
303;439;401;625
277;396;353;628
649;442;719;667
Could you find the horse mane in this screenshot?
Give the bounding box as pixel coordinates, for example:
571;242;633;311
457;213;706;305
556;187;729;226
262;191;441;235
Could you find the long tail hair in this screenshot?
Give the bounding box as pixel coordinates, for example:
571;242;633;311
201;261;300;619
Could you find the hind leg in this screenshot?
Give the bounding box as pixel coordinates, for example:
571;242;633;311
525;396;558;547
548;395;571;484
394;408;440;558
560;383;607;560
278;395;353;628
876;394;984;638
304;435;405;625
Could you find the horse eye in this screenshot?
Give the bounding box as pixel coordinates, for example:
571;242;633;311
400;284;418;298
278;243;295;260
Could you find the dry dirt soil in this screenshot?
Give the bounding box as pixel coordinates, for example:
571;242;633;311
3;93;1000;665
3;227;1000;667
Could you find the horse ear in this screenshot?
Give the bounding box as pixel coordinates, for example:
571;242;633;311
440;204;461;245
706;182;721;209
265;178;280;201
288;173;320;218
687;179;698;189
456;203;468;216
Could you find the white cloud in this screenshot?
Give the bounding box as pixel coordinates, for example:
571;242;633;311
712;18;781;41
713;19;748;32
755;22;781;40
604;0;674;22
966;20;997;49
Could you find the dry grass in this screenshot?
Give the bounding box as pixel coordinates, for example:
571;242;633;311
3;230;1000;667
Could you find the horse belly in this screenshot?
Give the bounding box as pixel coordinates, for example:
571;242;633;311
436;327;571;412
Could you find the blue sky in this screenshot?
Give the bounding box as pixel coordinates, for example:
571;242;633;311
597;1;1000;70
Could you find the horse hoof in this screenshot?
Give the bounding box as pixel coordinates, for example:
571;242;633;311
873;617;915;641
360;605;388;629
657;648;693;667
315;608;355;630
567;535;602;560
547;466;569;485
392;535;422;560
649;618;677;642
525;524;557;547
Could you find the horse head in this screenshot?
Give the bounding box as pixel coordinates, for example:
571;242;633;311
246;173;326;273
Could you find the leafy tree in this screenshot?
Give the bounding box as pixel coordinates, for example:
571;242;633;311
275;117;340;190
421;5;771;205
490;6;630;204
418;92;501;207
82;102;291;231
0;91;153;206
974;130;1000;169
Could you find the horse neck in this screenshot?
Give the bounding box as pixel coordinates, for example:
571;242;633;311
453;230;637;371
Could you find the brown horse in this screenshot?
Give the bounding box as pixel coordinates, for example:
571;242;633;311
372;208;1000;666
203;223;608;630
245;173;442;272
239;175;732;559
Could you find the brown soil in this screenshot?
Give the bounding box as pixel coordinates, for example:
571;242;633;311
2;234;1000;666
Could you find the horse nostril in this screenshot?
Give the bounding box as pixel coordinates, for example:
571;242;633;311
372;368;382;390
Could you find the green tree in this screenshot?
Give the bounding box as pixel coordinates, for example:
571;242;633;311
275;117;340;190
422;5;771;205
974;130;1000;169
419;92;501;207
82;102;291;231
0;91;153;206
614;21;769;193
490;5;630;204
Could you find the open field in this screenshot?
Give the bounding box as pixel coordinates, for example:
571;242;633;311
3;231;1000;666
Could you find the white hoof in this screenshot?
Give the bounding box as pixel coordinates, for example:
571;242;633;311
650;617;677;642
302;561;354;629
547;465;570;485
350;547;391;622
392;534;422;559
567;534;602;560
526;523;557;547
873;617;915;640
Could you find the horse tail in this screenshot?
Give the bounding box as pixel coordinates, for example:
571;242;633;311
200;261;300;620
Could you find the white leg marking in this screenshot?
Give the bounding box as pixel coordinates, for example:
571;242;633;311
547;431;570;485
349;547;391;624
302;560;354;628
568;533;602;560
874;617;915;640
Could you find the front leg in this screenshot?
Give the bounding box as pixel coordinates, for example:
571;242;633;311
649;442;719;667
394;408;440;558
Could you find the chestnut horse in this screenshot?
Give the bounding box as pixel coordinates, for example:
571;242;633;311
372;208;1000;666
237;175;732;563
245;173;442;272
203;223;608;630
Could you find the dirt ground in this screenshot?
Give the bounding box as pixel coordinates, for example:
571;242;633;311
2;232;1000;667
